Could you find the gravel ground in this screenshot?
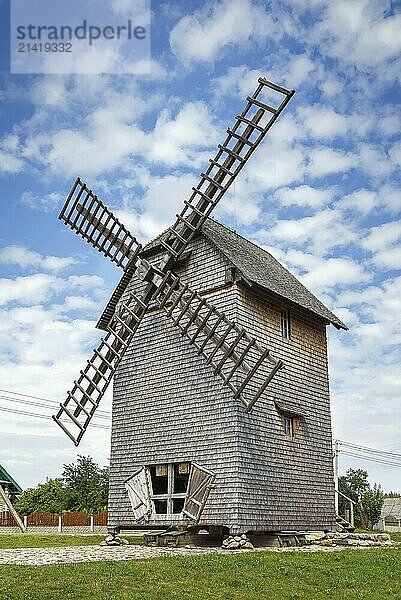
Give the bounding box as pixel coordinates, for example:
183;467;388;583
0;543;384;566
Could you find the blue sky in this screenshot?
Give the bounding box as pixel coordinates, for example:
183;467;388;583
1;0;401;492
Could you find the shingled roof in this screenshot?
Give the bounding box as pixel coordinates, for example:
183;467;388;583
97;218;347;331
0;464;22;494
201;219;347;330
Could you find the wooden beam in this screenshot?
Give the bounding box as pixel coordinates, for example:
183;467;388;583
0;484;26;532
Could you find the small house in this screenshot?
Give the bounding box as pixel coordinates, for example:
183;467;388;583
0;464;22;512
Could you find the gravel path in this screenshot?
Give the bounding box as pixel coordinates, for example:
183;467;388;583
0;543;378;566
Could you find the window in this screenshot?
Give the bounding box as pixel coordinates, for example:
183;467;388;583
275;401;303;440
281;309;291;339
282;415;294;437
149;462;190;514
125;462;216;522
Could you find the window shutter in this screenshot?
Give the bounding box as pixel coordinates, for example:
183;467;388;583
125;467;153;523
183;463;215;522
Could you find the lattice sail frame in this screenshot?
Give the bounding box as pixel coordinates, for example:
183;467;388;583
53;77;294;445
161;78;295;262
156;272;283;412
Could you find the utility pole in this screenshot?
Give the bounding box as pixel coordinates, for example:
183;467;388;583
334;439;339;514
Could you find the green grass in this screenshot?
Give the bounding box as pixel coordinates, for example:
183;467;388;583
0;549;400;600
0;534;143;549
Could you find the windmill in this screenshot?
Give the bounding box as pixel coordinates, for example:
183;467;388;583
52;77;345;540
53;77;294;447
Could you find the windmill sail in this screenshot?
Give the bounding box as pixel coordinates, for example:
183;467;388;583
59;178;142;269
161;78;294;262
156;272;283;412
53;291;152;446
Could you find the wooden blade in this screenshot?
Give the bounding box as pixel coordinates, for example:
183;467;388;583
161;78;295;262
52;290;150;446
156;272;283;412
59;178;142;269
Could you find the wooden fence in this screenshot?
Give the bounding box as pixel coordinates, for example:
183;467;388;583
27;511;59;526
0;510;108;529
0;512;16;526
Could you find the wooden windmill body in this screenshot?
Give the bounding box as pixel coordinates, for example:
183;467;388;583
52;78;347;537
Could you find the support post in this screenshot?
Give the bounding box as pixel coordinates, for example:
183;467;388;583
58;515;62;533
350;499;354;527
0;484;26;532
90;515;94;532
23;515;28;530
334;439;339;514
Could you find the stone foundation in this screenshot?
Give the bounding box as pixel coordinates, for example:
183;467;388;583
308;532;394;548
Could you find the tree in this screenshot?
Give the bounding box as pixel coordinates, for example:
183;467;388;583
14;456;109;516
14;478;67;515
338;468;384;529
360;484;384;530
62;455;109;514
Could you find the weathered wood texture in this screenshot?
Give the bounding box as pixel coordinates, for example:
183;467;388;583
108;230;335;532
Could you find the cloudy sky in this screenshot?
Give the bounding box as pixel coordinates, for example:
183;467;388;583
1;0;400;493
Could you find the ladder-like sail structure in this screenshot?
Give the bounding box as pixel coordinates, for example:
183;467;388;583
161;78;294;261
156;272;283;412
59;178;142;269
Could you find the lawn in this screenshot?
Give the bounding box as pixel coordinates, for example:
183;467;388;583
0;534;143;549
0;548;400;600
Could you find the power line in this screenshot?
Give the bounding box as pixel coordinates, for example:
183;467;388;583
0;388;111;418
338;439;401;459
0;405;110;430
0;395;110;420
340;450;401;468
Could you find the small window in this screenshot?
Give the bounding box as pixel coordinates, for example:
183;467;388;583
282;415;294;437
281;309;291;339
150;462;190;515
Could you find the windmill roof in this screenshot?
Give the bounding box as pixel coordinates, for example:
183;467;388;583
381;497;401;519
0;464;22;493
97;218;347;331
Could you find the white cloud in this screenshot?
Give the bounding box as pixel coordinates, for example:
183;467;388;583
284;55;315;88
369;247;401;270
301;105;349;139
245;144;305;189
258;246;369;296
116;172;198;240
147;102;220;166
300;256;370;294
275;185;334;208
320;77;344;98
338;189;378;215
358;143;393;178
389;141;401;167
23;98;218;177
307;147;358;178
170;0;276;66
313;0;401;69
270;209;357;254
0;274;62;306
212;66;265;99
20;190;65;211
0;135;24;174
362;220;401;252
0;246;76;271
361;220;401;270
